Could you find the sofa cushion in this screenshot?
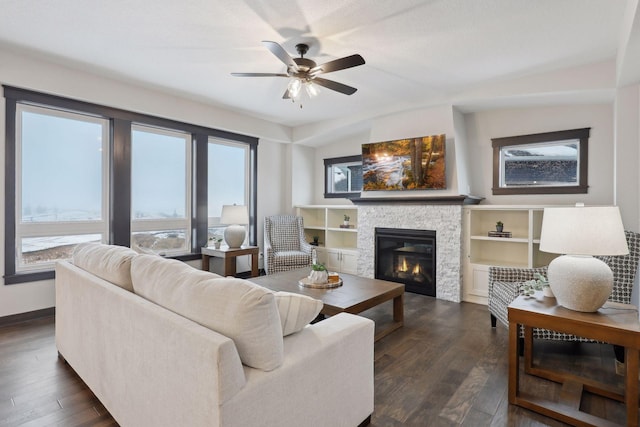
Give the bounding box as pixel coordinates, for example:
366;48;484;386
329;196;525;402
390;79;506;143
131;255;283;371
274;292;323;336
72;243;138;291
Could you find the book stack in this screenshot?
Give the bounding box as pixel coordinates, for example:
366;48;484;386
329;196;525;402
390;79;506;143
488;231;512;238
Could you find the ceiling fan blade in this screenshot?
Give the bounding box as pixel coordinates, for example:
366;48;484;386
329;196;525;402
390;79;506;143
262;40;298;70
313;78;358;95
231;73;288;77
310;54;365;74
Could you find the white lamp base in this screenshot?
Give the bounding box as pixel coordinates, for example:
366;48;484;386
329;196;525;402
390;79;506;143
224;225;246;249
547;255;613;312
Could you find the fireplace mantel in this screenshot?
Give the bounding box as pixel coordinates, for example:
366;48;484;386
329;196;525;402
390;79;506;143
350;195;483;205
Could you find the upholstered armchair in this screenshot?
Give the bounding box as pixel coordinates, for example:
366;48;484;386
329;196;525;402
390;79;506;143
264;215;314;275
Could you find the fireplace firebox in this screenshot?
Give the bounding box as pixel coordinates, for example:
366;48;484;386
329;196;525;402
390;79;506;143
375;227;436;296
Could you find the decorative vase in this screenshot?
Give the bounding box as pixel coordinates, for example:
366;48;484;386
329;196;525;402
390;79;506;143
343;221;349;227
496;225;504;232
214;241;221;249
308;270;328;284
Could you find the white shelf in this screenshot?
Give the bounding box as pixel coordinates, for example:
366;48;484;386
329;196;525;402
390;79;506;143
296;205;359;274
462;205;565;305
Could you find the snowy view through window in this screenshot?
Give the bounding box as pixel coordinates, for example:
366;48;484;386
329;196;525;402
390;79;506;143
19;107;108;267
17;106;249;268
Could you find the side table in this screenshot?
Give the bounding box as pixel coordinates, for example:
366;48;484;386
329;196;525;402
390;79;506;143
201;245;259;278
508;292;640;426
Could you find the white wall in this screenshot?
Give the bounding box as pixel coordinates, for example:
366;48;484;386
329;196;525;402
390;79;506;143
291;144;315;207
0;48;288;317
464;103;615;206
614;84;640;231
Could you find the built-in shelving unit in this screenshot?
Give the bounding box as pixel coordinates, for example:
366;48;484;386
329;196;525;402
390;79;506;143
462;205;561;305
296;205;358;274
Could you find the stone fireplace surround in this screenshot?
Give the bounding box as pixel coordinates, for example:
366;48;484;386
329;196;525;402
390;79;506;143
357;204;463;303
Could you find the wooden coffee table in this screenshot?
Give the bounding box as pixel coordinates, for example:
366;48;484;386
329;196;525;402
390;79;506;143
250;268;405;341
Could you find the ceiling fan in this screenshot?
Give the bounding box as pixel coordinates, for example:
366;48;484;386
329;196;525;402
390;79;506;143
231;41;365;101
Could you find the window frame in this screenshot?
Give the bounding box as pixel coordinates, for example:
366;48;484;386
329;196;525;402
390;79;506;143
491;128;590;195
323;154;363;199
4;85;258;284
15;104;110;272
207;138;251;240
130;124;192;256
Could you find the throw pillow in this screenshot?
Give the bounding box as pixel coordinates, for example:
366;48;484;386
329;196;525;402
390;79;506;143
72;243;138;291
274;292;323;336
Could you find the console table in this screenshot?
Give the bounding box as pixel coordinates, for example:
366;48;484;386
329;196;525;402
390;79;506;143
508;293;640;426
201;246;259;278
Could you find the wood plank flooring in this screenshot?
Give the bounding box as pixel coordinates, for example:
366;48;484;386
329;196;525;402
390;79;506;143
0;292;629;426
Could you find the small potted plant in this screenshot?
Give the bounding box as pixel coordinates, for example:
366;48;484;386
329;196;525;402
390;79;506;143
496;221;504;232
308;263;328;284
521;273;554;298
343;214;350;227
311;235;319;246
209;237;223;249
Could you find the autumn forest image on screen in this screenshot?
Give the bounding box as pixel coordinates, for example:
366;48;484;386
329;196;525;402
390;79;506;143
362;134;446;191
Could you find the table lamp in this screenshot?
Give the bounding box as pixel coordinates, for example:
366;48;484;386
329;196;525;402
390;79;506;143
539;205;628;312
220;204;249;249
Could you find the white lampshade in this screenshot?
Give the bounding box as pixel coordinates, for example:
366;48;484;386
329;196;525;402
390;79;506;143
220;205;249;225
220;205;249;249
540;206;628;256
540;205;628;312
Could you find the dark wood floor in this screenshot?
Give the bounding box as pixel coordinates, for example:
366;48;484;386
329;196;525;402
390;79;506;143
0;293;629;426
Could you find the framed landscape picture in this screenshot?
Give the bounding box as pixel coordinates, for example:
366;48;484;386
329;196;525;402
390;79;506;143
362;134;446;191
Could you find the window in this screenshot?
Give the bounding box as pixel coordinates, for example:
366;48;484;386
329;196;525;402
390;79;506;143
207;139;250;242
492;128;589;195
131;125;191;255
16;104;109;271
324;155;363;198
4;86;258;284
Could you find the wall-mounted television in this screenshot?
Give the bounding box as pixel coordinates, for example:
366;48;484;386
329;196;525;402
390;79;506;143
362;134;446;191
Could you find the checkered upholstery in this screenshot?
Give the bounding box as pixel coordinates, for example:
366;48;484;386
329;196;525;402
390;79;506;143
488;230;640;342
264;215;313;274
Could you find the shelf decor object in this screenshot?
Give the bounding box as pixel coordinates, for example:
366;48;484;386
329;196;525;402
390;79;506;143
220;204;249;248
539;205;628;312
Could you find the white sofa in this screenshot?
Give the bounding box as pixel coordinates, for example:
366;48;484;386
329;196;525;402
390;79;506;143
55;244;374;427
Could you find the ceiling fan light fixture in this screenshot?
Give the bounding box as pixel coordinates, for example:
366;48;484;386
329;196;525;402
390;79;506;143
305;81;319;98
287;78;302;99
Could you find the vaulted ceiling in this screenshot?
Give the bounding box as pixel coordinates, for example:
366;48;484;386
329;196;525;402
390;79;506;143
1;0;639;145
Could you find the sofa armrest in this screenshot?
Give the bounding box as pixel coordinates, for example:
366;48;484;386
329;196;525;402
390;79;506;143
221;313;374;427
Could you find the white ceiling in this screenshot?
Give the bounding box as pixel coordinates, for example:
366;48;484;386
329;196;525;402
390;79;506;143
1;0;639;144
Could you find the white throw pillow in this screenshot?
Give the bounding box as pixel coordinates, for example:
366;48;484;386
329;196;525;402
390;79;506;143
131;255;283;371
72;243;138;291
274;292;323;336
